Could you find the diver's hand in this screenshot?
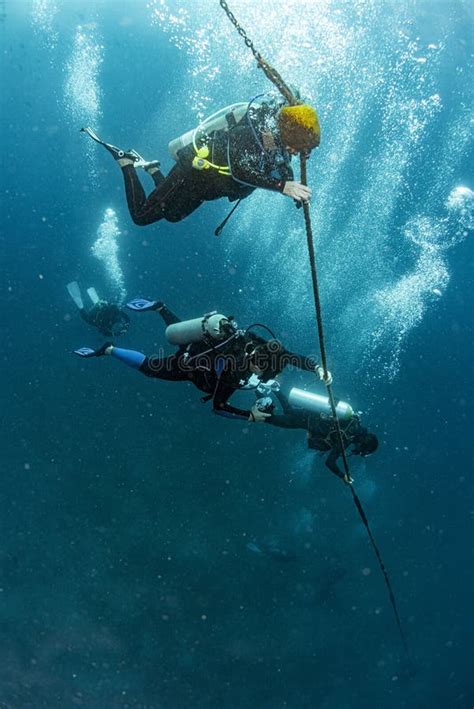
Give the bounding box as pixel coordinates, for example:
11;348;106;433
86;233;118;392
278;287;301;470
282;181;312;203
343;473;354;485
315;365;333;386
249;404;271;422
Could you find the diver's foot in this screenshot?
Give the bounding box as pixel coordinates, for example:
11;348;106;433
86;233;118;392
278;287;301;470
74;342;114;358
141;160;161;175
81;127;145;167
130;156;161;174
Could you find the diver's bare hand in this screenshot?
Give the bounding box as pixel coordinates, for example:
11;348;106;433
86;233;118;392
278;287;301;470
283;181;312;203
249;405;271;422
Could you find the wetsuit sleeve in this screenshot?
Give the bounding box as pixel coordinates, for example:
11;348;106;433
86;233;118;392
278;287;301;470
212;380;250;420
264;389;300;427
265;414;302;429
280;350;319;372
325;450;345;480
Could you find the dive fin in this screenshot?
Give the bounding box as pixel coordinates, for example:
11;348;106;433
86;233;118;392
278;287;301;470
74;347;96;358
125;298;161;312
80;126;143;163
74;341;112;358
86;287;100;305
67;281;84;310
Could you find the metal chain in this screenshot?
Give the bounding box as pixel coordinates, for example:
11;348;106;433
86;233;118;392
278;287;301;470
219;0;263;63
219;0;297;105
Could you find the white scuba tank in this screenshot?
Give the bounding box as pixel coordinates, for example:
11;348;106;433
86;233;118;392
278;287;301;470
165;313;230;346
168;103;250;161
288;388;354;420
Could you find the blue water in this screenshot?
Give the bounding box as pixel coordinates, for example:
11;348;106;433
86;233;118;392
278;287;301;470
1;1;473;707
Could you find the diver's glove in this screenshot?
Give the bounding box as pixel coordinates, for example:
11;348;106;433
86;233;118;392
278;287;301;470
249;404;272;423
315;365;333;386
74;342;113;358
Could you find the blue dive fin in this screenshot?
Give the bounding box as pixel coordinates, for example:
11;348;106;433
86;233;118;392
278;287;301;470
74;347;96;358
126;298;159;312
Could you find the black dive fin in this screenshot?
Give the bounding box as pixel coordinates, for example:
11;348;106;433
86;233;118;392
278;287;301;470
80;127;143;163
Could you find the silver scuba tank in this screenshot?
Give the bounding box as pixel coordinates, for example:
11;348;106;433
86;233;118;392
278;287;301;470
168;103;250;161
167;128;196;161
165;312;230;346
288;388;354;420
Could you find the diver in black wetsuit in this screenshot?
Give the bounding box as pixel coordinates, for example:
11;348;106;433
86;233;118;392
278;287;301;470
81;99;320;227
66;281;130;337
79;303;130;337
74;300;331;422
265;389;378;480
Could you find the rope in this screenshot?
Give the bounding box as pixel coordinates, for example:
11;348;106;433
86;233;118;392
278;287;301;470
218;0;410;659
300;154;351;481
350;486;410;656
299;156;411;657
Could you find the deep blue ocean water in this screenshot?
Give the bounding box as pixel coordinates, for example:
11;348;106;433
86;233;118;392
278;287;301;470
1;1;473;707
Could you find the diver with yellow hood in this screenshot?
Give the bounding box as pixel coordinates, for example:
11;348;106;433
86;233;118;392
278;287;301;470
81;96;320;227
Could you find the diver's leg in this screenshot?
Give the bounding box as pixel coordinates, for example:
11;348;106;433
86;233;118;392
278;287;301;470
125;299;180;324
109;347;189;382
120;165;166;226
156;304;181;326
147;165;166;187
110;346;146;369
121;163;203;226
139;352;189;381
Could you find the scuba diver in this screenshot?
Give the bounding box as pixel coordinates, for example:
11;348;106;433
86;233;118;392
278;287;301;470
67;281;130;337
73;298;332;422
256;385;378;482
80;95;320;228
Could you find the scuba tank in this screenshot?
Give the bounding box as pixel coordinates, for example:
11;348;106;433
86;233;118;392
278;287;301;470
168;103;250;162
288;388;354;421
165;312;232;346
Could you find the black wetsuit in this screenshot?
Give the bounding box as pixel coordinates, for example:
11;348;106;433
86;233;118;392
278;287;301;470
121;103;294;226
266;391;364;479
131;306;316;420
80;303;130;337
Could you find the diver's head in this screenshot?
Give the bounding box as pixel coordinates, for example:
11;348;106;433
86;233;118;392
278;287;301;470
351;430;379;458
278;104;320;153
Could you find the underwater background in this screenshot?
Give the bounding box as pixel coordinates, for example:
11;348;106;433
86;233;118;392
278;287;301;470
1;0;473;706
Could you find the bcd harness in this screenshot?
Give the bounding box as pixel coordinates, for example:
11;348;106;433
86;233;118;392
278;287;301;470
189;96;290;186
